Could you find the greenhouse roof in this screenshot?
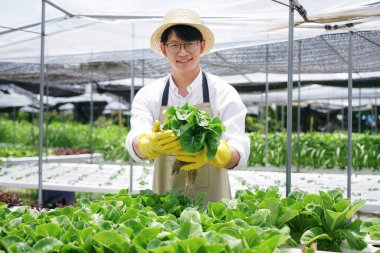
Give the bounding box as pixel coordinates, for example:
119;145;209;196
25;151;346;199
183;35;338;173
0;0;380;87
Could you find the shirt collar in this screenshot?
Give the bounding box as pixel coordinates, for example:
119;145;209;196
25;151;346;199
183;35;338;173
169;69;203;96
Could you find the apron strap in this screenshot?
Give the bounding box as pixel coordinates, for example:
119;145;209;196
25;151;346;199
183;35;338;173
161;72;209;106
161;77;170;106
202;72;210;103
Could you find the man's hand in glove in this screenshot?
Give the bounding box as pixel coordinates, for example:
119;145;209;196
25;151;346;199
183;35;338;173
175;140;232;170
135;120;181;159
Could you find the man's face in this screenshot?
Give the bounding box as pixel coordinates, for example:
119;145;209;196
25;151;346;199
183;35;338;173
160;31;205;74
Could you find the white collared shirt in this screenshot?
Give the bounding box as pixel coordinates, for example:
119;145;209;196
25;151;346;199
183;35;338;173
125;70;250;168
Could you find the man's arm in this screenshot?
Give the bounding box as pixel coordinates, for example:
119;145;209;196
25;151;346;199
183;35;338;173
225;147;240;169
212;78;250;169
132;136;146;159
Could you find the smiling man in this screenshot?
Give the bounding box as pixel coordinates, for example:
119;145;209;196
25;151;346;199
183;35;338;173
125;9;250;202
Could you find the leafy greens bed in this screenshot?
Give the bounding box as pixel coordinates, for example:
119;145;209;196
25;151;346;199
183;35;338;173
0;119;129;162
0;188;375;253
248;132;380;170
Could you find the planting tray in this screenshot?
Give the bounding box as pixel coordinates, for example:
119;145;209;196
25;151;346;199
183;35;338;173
0;153;104;164
0;162;151;193
0;163;379;213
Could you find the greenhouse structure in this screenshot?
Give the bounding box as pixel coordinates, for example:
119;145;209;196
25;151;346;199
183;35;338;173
0;0;380;252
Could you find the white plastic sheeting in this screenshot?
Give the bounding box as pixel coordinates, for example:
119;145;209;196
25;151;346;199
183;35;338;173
0;91;34;108
57;103;74;111
241;84;380;105
40;84;116;106
98;77;154;87
0;84;36;108
311;99;378;112
1;0;380;63
19;106;40;113
221;71;380;85
104;101;129;111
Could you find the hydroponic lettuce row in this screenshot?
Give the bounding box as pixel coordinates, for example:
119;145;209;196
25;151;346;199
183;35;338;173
0;188;372;253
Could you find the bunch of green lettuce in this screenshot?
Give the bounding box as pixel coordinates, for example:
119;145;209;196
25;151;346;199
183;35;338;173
285;189;367;252
162;102;226;160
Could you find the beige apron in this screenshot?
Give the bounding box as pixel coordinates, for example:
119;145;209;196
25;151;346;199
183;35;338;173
152;72;232;203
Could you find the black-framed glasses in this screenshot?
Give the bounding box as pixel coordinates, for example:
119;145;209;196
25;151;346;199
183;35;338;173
165;42;200;54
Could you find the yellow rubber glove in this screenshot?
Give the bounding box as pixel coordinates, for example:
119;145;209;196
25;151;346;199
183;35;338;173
209;140;231;168
175;140;231;170
137;121;181;159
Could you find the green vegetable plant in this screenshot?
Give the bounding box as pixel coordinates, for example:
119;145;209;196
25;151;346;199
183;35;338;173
247;131;380;170
285;189;367;252
0;119;129;162
0;189;292;253
162;102;226;190
163;102;225;160
1;187;375;253
360;218;380;241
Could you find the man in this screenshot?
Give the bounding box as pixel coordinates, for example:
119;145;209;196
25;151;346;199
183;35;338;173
125;9;250;202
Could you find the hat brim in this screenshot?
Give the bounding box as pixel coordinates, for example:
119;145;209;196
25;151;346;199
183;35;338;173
150;23;214;57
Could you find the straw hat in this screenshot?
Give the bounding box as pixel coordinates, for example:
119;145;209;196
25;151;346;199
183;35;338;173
150;9;214;56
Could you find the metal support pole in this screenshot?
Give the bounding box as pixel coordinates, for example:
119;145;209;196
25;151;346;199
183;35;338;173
259;94;263;126
118;96;121;140
372;105;376;135
129;23;136;193
326;99;330;126
341;102;344;131
45;82;49;162
358;88;361;133
274;103;278;132
38;0;46;208
12;107;16;146
31;111;35;146
286;0;294;196
347;31;353;200
327;103;330;124
265;45;269;168
375;90;378;134
142;59;145;86
297;41;301;173
281;105;285;131
90;83;94;164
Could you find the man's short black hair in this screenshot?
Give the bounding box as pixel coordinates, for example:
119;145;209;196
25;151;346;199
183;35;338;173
160;25;203;44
